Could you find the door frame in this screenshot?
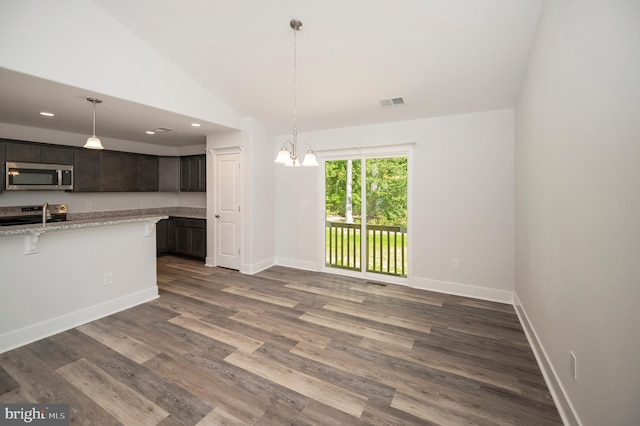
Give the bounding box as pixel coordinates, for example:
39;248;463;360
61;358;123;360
317;143;414;286
206;147;244;271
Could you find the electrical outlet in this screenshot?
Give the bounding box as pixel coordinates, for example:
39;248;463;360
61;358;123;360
570;351;577;380
86;202;92;210
103;272;113;286
451;258;460;270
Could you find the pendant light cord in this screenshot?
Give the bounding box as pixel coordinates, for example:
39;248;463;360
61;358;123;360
87;97;102;137
92;101;97;137
274;19;316;167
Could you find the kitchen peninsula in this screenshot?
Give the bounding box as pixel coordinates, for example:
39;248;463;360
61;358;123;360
0;207;202;353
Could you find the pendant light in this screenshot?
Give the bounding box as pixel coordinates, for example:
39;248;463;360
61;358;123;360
84;97;104;149
274;19;318;168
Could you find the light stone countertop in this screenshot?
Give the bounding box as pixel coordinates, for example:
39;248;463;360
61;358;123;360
0;215;169;237
68;207;206;221
0;207;206;237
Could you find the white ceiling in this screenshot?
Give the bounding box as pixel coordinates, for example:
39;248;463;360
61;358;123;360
0;0;542;147
0;68;232;147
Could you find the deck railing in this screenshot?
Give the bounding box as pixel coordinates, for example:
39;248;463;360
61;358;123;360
325;221;407;277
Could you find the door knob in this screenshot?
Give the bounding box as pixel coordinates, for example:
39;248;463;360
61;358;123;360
215;214;220;218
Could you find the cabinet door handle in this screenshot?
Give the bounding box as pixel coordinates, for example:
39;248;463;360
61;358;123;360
215;214;220;219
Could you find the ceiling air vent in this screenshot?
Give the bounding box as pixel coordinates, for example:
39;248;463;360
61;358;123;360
153;127;173;133
380;97;405;108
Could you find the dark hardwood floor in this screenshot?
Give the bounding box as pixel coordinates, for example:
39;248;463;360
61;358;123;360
0;255;562;425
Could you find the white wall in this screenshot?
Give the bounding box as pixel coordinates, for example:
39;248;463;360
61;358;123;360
247;119;277;271
0;220;159;352
275;109;515;302
0;0;241;129
206;117;276;273
515;1;640;425
0;123;207;211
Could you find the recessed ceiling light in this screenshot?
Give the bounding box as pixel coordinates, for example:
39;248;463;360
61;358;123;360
191;123;201;127
145;131;155;135
40;112;55;117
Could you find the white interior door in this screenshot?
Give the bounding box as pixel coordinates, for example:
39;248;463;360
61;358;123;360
215;153;241;270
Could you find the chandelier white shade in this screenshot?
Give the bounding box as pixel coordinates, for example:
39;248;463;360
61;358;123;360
275;142;319;167
84;97;104;150
274;146;292;164
301;149;318;166
274;19;318;168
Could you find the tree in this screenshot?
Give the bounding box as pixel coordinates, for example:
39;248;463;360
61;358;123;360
366;157;407;226
325;157;407;226
325;160;361;221
345;159;354;223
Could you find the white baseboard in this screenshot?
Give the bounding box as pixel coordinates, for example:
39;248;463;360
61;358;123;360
275;257;320;272
271;261;513;304
205;257;275;274
0;287;158;354
411;276;514;304
513;294;581;426
241;257;276;275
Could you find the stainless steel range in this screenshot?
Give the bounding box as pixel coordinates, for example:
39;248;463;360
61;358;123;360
0;203;68;226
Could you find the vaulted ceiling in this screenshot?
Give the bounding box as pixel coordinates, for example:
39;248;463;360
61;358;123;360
0;0;542;146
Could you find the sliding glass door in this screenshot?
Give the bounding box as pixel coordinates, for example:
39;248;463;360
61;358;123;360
324;155;408;278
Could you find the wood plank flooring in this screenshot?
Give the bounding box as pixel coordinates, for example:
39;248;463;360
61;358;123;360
0;255;562;425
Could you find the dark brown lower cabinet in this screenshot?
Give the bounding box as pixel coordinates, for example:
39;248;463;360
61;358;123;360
157;217;206;259
156;219;169;255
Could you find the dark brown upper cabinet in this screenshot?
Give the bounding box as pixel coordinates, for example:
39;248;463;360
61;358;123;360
180;155;206;192
0;139;5;192
99;151;124;192
158;157;180;192
3;139;205;194
73;148;101;192
124;153;159;192
73;149;125;192
5;140;73;164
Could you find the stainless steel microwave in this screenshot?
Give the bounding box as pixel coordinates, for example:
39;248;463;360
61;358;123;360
5;162;73;191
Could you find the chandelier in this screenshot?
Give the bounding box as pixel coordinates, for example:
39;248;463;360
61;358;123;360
274;19;318;167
